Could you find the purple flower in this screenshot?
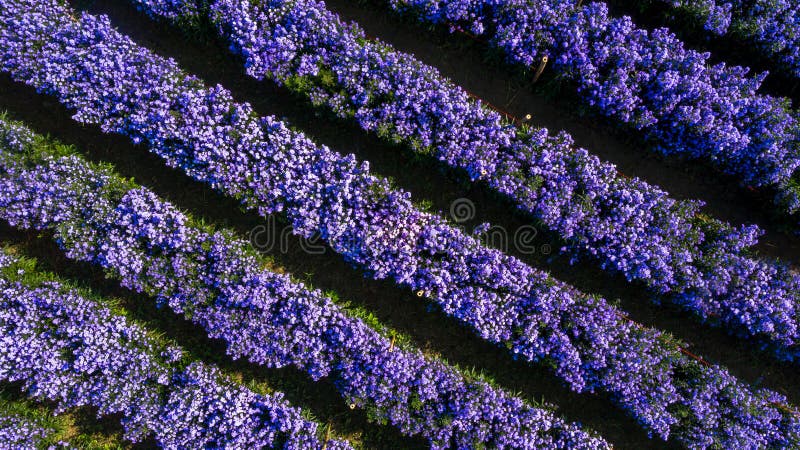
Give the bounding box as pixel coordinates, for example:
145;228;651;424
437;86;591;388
0;247;349;449
124;0;800;362
385;0;800;222
0;121;608;447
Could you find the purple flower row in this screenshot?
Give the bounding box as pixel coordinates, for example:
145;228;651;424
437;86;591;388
1;1;797;445
0;411;70;449
0;248;347;449
0;118;608;449
132;0;800;362
661;0;732;34
660;0;800;78
384;0;800;222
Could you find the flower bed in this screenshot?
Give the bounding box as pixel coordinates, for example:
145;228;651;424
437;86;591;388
126;0;800;362
659;0;800;78
0;117;607;449
0;410;71;449
1;2;799;445
384;0;800;224
0;248;348;449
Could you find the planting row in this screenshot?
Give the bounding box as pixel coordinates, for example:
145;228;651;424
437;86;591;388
0;2;798;446
384;0;800;223
0;117;607;448
0;248;349;449
0;409;71;449
659;0;800;78
130;0;800;361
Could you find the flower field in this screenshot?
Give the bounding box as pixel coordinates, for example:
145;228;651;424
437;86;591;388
0;0;798;448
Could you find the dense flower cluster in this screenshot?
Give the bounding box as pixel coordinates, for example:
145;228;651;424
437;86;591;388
0;412;70;449
0;4;798;447
660;0;732;34
661;0;800;78
0;119;608;449
0;416;51;449
0;249;345;449
385;0;800;221
130;0;800;362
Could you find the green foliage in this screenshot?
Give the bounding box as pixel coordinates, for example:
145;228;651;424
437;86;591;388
527;174;544;192
0;383;123;449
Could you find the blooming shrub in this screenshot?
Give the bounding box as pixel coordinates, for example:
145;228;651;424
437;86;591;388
0;412;71;449
661;0;800;78
385;0;800;223
0;118;607;449
0;249;346;449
